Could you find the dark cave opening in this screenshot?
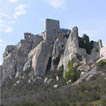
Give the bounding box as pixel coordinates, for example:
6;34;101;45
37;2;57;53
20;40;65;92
78;35;94;55
46;57;52;74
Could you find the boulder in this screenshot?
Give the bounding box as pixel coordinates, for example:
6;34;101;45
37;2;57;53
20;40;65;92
53;84;58;88
73;66;103;85
78;65;90;72
44;77;48;83
46;78;53;84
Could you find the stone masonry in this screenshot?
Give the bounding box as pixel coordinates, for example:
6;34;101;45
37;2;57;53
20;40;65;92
46;19;60;43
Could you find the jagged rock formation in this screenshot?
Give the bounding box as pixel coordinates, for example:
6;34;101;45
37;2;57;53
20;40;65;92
58;27;102;72
1;33;43;81
100;45;106;58
0;19;104;85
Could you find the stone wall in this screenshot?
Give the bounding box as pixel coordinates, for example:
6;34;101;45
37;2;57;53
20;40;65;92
46;19;60;44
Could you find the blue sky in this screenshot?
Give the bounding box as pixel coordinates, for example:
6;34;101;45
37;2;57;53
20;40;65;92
0;0;106;65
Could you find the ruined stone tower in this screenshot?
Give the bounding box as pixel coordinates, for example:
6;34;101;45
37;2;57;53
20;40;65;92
46;19;60;43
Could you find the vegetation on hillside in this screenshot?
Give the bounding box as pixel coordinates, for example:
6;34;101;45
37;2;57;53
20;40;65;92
65;61;81;82
1;61;106;106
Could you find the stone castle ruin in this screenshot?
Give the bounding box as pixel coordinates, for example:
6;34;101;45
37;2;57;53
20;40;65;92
0;19;103;83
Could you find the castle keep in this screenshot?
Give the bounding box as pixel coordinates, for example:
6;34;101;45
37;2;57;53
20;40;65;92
46;19;60;43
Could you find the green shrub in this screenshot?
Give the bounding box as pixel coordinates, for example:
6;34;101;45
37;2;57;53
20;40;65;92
58;65;64;72
96;59;106;67
13;101;44;106
102;99;106;106
65;61;81;83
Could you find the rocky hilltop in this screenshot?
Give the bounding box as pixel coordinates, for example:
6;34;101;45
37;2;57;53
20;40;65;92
0;19;106;106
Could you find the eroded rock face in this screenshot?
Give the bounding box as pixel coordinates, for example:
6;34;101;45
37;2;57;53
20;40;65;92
73;66;103;85
2;45;17;81
100;45;106;58
96;45;106;62
58;26;102;72
51;35;67;71
32;41;53;76
2;33;43;81
0;65;2;85
1;19;103;83
88;42;101;64
24;33;43;49
58;27;83;71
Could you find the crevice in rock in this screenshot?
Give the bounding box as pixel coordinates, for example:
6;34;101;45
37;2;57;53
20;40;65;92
53;56;61;69
45;57;52;74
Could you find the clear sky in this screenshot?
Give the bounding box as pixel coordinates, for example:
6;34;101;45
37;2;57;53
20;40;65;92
0;0;106;65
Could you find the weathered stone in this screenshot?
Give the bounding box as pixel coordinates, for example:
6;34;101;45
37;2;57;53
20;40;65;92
58;27;82;71
38;32;46;40
46;19;60;44
32;41;53;76
46;78;53;84
2;52;16;81
44;77;48;83
23;59;32;71
56;76;59;81
2;32;43;81
88;42;101;64
24;33;43;49
53;84;58;88
51;36;67;70
73;66;103;85
15;41;32;77
0;65;2;86
66;79;71;84
1;19;103;84
3;45;15;58
96;45;106;62
98;40;103;49
36;76;42;80
78;65;90;72
100;45;106;58
58;26;102;72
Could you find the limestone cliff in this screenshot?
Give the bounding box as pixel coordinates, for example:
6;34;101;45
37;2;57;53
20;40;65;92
0;19;105;85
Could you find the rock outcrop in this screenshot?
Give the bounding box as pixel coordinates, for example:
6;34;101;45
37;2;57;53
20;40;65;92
32;41;52;76
100;45;106;58
0;19;104;85
1;33;43;82
58;27;102;72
